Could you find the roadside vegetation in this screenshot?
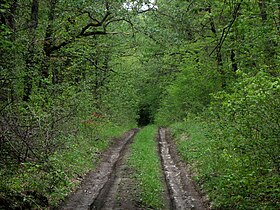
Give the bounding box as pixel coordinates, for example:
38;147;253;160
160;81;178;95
153;1;279;209
158;70;280;209
128;125;167;209
170;119;279;209
0;123;133;209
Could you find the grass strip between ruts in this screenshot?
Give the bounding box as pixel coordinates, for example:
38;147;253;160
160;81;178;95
128;125;167;209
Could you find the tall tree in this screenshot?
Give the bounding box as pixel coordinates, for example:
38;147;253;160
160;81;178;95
23;0;39;101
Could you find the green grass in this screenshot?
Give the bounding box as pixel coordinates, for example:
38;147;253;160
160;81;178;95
0;122;134;209
170;120;280;210
128;125;167;209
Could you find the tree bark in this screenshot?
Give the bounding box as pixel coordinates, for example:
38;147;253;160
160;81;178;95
23;0;39;101
208;6;226;88
230;49;238;73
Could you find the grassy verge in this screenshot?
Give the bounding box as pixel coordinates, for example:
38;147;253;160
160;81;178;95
128;125;167;209
170;120;280;209
0;122;134;209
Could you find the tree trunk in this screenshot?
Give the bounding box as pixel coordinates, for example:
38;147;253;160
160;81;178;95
208;6;226;88
230;49;238;73
23;0;39;101
43;0;56;80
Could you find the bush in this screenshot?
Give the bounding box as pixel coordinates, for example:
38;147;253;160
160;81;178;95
210;71;280;173
170;71;280;209
171;117;280;209
0;119;132;209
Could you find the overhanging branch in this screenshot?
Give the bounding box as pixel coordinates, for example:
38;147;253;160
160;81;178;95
45;1;118;55
209;0;243;56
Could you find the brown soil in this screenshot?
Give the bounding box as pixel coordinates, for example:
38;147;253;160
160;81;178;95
91;131;171;210
91;135;142;210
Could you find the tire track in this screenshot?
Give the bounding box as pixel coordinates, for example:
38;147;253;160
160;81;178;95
158;127;208;210
59;129;138;210
91;131;139;210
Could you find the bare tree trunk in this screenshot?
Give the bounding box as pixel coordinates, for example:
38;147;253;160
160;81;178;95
230;49;238;73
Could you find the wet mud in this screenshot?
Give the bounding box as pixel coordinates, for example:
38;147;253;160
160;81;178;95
58;129;138;210
158;128;209;210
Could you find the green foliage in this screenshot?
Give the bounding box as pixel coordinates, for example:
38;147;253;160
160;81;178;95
102;56;140;125
156;0;280;123
155;47;221;125
128;125;167;209
210;71;280;172
171;119;280;209
1;0;280;209
156;2;280;207
0;23;12;49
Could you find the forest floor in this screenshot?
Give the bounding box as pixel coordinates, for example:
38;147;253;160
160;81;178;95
58;128;209;210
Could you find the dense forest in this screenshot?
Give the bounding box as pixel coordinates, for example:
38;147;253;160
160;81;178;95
0;0;279;209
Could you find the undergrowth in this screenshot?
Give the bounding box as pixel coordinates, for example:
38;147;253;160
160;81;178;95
0;123;133;209
170;120;280;209
128;125;167;209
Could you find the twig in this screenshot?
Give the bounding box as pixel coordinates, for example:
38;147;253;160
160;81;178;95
209;0;243;56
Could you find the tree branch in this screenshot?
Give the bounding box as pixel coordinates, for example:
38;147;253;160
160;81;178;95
209;0;243;56
46;3;115;55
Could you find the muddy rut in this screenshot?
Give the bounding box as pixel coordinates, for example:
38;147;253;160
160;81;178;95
158;128;208;210
58;129;139;210
59;128;208;210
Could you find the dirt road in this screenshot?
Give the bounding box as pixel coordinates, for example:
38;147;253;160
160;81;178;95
59;128;208;210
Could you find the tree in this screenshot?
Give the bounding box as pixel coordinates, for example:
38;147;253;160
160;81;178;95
23;0;39;101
